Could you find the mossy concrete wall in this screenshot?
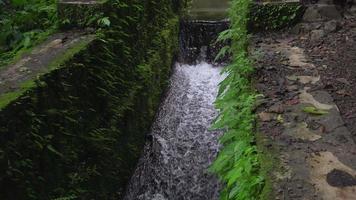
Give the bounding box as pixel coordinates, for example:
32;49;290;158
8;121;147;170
0;0;184;199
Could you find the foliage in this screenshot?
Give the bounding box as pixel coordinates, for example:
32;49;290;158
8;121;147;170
0;0;186;199
0;0;58;66
303;106;329;115
210;0;265;199
57;2;106;30
249;3;305;31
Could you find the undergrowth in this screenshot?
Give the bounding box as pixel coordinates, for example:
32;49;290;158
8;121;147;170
0;0;57;66
210;0;265;199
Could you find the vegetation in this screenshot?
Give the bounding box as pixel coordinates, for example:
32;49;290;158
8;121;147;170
0;0;58;66
249;2;304;31
210;0;265;199
0;0;186;199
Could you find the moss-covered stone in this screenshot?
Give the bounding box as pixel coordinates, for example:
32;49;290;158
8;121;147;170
0;35;94;111
0;1;182;199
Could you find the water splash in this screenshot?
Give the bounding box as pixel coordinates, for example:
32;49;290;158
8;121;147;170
123;62;224;200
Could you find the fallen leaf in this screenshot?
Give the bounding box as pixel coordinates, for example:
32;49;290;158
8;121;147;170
303;106;329;115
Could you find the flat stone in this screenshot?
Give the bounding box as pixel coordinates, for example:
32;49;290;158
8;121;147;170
310;29;326;42
299;89;333;110
285;122;322;141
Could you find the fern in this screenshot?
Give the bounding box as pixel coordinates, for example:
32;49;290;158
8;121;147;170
210;0;265;199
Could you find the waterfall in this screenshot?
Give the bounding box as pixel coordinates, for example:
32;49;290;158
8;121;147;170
123;61;224;200
123;19;228;200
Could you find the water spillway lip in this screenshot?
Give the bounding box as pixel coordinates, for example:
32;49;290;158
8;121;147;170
59;0;101;5
255;0;300;4
182;19;230;24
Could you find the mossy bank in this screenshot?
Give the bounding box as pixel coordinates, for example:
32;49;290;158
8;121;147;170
0;0;187;199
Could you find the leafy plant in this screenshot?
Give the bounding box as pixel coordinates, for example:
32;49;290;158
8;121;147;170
249;3;304;31
210;0;265;199
0;0;57;66
97;17;111;27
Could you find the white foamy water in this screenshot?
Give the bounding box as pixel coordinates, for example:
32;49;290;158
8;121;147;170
123;62;224;200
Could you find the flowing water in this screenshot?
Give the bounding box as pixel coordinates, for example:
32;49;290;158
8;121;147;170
123;61;224;200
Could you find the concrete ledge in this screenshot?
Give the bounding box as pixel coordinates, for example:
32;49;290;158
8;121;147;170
0;31;95;109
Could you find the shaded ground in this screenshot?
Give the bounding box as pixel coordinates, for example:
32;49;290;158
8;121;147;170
253;18;356;199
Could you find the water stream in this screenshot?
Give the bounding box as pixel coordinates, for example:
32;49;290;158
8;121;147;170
123;61;224;200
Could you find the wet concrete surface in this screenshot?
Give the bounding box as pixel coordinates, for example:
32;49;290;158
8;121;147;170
187;0;229;20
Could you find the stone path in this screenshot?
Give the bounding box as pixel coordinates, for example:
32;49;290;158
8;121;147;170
253;33;356;199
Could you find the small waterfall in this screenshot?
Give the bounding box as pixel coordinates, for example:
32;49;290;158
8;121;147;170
123;61;224;200
123;19;228;200
179;20;229;64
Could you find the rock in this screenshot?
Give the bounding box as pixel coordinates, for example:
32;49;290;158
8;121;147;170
291;23;303;34
336;78;350;85
303;4;342;22
303;7;324;22
317;5;343;20
310;30;326;42
324;20;339;33
287;85;299;92
269;103;285;114
326;169;356;187
259;112;274;122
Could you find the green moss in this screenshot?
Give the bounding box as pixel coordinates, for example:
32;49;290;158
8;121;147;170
0;91;23;109
47;35;95;71
256;130;280;200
